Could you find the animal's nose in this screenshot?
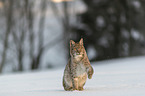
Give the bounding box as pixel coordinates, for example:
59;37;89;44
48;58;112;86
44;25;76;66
76;52;80;55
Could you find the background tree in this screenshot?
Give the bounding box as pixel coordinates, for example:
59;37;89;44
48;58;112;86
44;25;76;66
0;0;145;74
71;0;145;61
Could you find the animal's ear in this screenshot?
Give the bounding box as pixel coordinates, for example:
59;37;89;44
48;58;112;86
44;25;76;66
70;40;75;47
79;38;83;45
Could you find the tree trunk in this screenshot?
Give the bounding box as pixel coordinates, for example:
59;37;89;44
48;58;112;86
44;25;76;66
0;0;14;73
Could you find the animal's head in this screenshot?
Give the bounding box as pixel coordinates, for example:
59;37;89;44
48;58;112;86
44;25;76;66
70;38;85;58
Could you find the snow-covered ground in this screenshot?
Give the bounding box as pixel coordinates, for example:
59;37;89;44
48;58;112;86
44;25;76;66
0;56;145;96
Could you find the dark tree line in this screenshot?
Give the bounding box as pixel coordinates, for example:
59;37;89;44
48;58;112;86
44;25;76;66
0;0;145;73
68;0;145;61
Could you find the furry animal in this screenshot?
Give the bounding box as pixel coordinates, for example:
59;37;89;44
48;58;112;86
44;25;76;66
63;38;94;91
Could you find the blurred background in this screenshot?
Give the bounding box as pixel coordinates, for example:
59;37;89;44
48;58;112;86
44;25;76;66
0;0;145;74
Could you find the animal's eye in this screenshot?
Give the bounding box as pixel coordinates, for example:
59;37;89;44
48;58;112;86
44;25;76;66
72;44;75;47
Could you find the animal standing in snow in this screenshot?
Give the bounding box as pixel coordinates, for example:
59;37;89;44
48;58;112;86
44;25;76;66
63;38;94;91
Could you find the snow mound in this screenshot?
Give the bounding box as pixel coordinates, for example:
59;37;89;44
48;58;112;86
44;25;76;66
0;56;145;96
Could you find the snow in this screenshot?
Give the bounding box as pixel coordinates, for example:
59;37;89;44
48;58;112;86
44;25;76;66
0;56;145;96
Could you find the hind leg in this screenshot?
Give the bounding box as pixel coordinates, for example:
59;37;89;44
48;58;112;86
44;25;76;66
63;80;73;91
63;76;73;91
63;84;73;91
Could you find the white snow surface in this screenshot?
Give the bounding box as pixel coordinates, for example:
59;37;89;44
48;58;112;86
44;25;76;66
0;56;145;96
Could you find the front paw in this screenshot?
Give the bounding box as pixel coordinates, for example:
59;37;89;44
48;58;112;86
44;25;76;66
72;86;78;91
88;74;93;79
78;87;84;91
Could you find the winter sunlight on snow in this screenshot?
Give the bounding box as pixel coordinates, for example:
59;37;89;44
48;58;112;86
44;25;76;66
0;56;145;96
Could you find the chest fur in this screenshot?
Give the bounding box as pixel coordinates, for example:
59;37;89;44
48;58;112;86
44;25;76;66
75;63;86;76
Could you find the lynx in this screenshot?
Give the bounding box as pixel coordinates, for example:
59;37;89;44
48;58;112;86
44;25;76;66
63;38;94;91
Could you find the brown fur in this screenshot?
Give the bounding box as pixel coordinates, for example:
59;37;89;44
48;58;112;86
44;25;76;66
63;38;94;91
